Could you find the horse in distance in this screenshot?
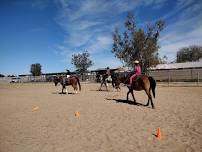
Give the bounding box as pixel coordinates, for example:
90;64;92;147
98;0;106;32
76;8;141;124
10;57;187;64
99;74;115;91
53;75;81;94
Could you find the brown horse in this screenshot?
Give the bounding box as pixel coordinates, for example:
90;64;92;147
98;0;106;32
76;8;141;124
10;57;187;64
112;72;156;109
53;75;81;94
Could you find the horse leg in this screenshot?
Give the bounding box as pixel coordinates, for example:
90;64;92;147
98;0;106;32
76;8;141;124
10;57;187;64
64;86;68;94
62;86;65;94
131;89;136;103
145;89;150;106
127;90;130;101
127;88;135;101
150;97;155;109
149;90;155;109
114;84;121;92
115;87;120;92
145;89;154;109
73;84;78;94
112;81;115;88
75;87;78;94
104;82;108;91
99;81;103;90
145;99;149;107
115;82;121;92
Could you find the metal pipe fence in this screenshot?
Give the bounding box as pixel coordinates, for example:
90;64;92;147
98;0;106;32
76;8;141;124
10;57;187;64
148;68;202;86
1;68;202;87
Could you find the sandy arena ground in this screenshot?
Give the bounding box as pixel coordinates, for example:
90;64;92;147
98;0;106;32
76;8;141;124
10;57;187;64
0;82;202;152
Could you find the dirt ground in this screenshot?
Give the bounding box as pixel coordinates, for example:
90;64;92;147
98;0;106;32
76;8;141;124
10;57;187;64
0;82;202;152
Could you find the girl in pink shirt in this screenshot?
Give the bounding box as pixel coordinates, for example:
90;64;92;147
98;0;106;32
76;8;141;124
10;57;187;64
129;60;142;86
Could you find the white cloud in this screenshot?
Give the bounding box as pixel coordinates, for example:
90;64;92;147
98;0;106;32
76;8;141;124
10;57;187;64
54;0;202;65
143;0;168;9
176;0;194;9
90;55;123;70
86;35;112;53
56;0;69;9
97;36;112;45
158;0;202;61
31;0;49;10
160;25;202;61
73;20;102;31
64;32;92;47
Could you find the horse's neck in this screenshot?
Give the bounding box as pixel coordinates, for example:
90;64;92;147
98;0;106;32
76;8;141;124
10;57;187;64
121;74;130;84
123;77;129;84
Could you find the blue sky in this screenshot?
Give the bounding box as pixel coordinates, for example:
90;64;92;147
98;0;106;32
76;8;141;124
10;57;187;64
0;0;202;75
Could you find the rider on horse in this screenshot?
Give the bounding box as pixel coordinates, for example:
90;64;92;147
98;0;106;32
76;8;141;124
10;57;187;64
106;67;112;82
128;60;142;87
66;69;71;78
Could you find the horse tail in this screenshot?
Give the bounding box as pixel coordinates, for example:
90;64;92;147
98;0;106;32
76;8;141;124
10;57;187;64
75;76;81;91
148;76;156;98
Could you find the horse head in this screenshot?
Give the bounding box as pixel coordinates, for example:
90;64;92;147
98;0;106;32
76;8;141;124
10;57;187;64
111;72;131;88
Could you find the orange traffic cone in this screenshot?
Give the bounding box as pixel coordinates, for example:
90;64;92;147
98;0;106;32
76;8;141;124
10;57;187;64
75;111;80;118
156;128;161;139
32;106;39;111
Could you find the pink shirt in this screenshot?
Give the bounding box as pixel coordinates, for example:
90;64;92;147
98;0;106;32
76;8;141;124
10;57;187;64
134;65;141;75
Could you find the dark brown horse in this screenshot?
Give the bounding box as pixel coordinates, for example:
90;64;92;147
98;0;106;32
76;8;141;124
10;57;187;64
112;72;156;108
53;75;81;94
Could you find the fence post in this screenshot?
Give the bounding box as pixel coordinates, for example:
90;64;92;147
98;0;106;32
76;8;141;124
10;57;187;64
168;70;170;87
191;69;193;80
197;72;200;86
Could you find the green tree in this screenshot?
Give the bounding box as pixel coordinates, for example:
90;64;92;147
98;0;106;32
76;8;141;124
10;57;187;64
177;45;202;63
112;13;165;72
71;51;93;76
30;63;42;76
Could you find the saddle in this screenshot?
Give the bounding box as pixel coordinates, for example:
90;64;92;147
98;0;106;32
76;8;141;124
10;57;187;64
64;76;71;84
133;75;143;83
